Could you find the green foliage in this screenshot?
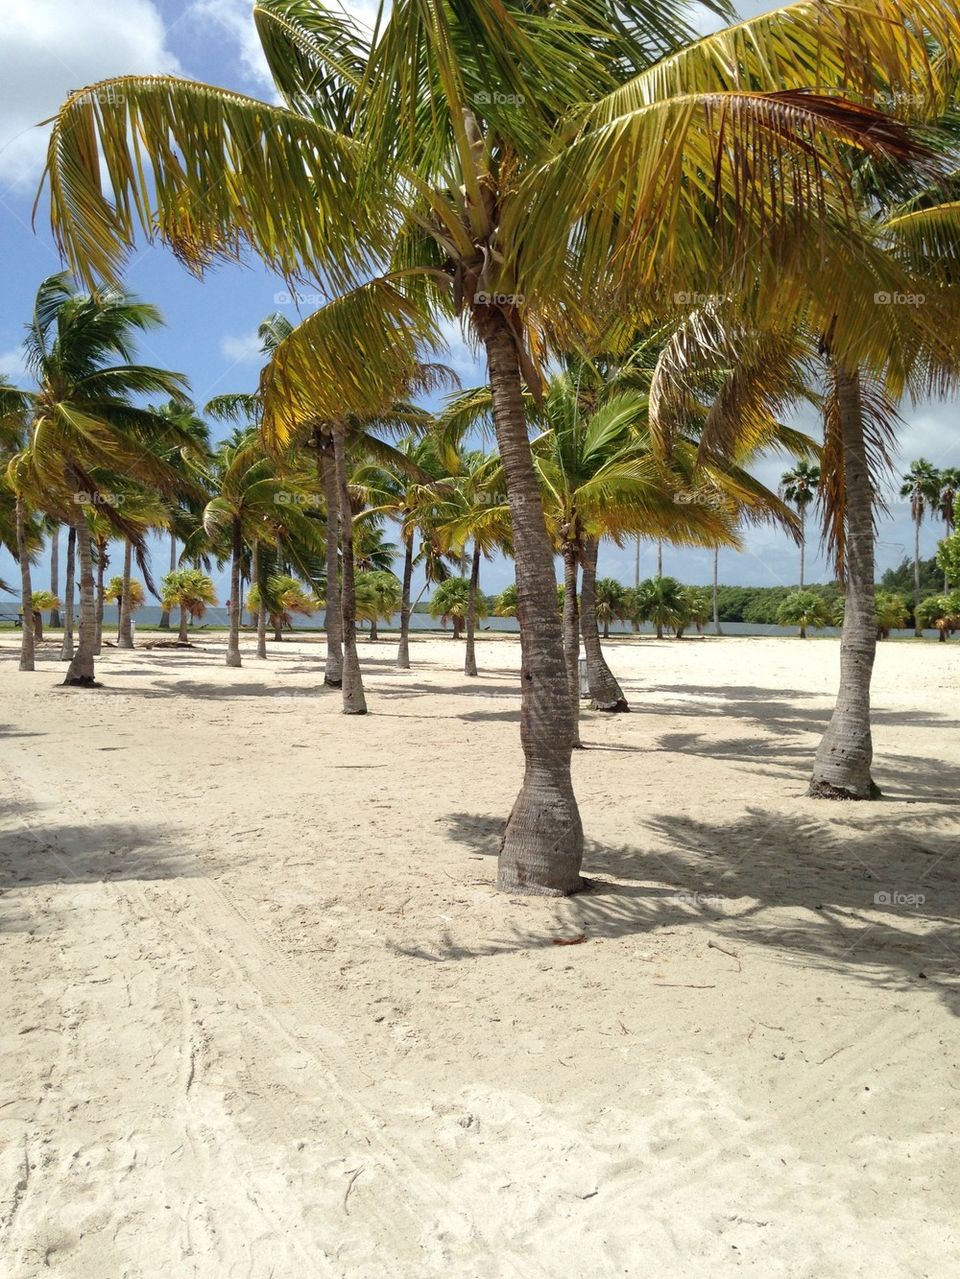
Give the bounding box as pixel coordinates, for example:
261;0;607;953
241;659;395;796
916;592;960;636
937;531;960;590
881;556;943;597
30;590;61;612
105;575;145;611
873;591;910;637
775;590;833;633
354;571;402;626
161;568;217;618
428;577;488;628
715;583;842;624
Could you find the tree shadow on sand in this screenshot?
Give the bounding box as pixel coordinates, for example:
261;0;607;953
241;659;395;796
436;803;960;1015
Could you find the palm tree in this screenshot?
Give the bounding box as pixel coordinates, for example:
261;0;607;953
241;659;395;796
939;469;960;589
248;573;319;640
917;591;960;640
44;519;62;629
105;573;145;641
161;567;218;643
780;461;821;589
148;399;212;627
29;590;60;642
776;590;832;638
428;577;487;640
5;276;193;685
43;0;958;892
594;579;627;641
355;570;402;641
874;591;910;639
635;576;688;638
900;459;942;636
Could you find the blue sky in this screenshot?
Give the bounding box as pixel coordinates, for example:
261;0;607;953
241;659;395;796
1;0;957;603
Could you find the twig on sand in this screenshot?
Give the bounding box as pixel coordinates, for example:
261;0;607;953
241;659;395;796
552;933;587;946
343;1166;364;1213
817;1044;851;1066
707;939;742;971
654;983;715;989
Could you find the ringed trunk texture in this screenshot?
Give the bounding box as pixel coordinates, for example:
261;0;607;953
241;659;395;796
178;607;189;643
562;543;583;749
50;526;61;629
33;612;44;643
809;364;878;800
254;543;268;659
117;539;134;648
16;496;35;672
480;316;583;895
159;532;176;628
799;510;806;590
396;531;414;669
451;618;463;641
464;540;481;677
580;538;628;712
319;434;343;687
913;516;922;637
93;541;105;656
370;618;379;642
64;512;98;686
333;423;366;714
226;521;242;667
61;526;76;661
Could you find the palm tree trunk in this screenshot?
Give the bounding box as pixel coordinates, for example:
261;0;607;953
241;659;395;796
64;511;97;686
159;532;176;628
178;605;189;643
61;527;76;661
226;520;242;667
318;432;344;688
810;363;878;800
464;540;481;677
562;543;582;749
333;422;366;714
712;546;721;636
93;541;105;655
657;541;663;577
16;496;35;672
397;530;414;669
253;542;267;659
579;537;628;712
452;617;463;641
117;539;134;648
49;526;61;629
370;617;379;642
913;513;922;636
799;510;806;591
481;317;583;894
603;618;610;640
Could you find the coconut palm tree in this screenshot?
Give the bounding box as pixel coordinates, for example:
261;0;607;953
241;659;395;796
5;276;194;685
776;590;833;638
42;0;960;891
147;399;212;627
594;579;628;641
428;577;487;640
635;576;689;638
29;590;60;642
938;469;960;588
354;570;402;641
780;461;822;589
900;459;943;635
161;567;218;643
248;573;319;640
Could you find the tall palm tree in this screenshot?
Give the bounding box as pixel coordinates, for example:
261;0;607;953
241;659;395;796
780;460;822;589
5;276;192;684
900;459;943;635
41;0;960;892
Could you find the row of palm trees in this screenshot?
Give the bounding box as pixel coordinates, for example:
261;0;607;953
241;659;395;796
11;0;960;895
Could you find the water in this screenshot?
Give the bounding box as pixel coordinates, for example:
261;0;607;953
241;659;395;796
7;602;942;640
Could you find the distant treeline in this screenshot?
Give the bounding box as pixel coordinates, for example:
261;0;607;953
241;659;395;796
715;584;842;624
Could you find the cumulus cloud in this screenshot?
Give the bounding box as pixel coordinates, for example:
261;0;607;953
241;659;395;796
0;0;181;188
220;332;263;364
0;349;27;382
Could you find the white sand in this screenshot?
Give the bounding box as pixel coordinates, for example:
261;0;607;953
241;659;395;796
1;631;958;1278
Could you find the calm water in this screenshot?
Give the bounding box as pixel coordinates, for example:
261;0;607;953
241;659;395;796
10;602;943;641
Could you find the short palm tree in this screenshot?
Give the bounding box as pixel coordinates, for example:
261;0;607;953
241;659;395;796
248;573;318;641
105;574;145;640
900;459;943;636
41;0;960;890
594;579;628;641
29;590;60;642
161;568;218;643
916;591;960;640
874;591;910;639
635;576;688;638
777;590;833;638
354;570;402;641
429;577;487;640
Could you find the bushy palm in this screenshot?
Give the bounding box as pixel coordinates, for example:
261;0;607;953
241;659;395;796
776;590;833;638
429;577;488;640
901;459;943;634
248;573;319;639
635;576;688;639
916;591;960;640
161;568;218;643
355;570;402;641
873;591;910;638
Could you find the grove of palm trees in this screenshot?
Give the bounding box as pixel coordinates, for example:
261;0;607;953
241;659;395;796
2;1;960;1274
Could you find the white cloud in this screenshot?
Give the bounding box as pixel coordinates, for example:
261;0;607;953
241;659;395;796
0;0;181;188
437;315;484;384
220;332;263;364
188;0;275;93
0;349;27;382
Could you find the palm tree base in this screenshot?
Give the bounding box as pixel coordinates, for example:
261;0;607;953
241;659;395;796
323;676;343;688
590;698;629;713
62;675;102;688
342;706;368;716
808;777;882;801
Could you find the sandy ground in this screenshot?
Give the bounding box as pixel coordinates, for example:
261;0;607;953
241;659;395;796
0;629;958;1279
